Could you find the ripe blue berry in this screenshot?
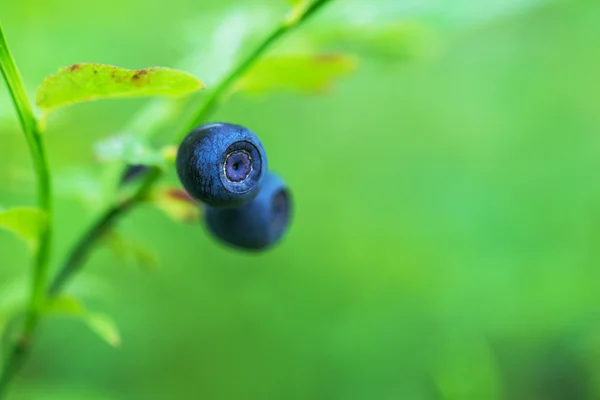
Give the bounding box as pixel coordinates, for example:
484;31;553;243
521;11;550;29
176;123;267;208
204;171;292;250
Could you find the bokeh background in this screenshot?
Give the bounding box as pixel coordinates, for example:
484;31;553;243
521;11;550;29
1;0;600;398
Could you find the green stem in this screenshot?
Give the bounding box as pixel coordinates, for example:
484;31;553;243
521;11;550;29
48;167;161;296
0;23;53;395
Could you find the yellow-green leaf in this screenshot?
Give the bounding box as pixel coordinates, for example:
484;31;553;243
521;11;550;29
285;0;309;25
47;295;86;315
103;230;160;271
0;207;46;249
236;53;357;94
86;313;121;347
47;295;121;347
151;188;201;224
36;63;205;113
95;134;164;166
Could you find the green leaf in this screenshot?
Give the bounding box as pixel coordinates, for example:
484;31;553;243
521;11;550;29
310;23;437;61
47;296;121;347
236;53;357;94
103;230;160;271
94;134;165;166
35;63;205;113
0;277;28;310
86;313;121;348
0;207;46;249
47;295;86;315
285;0;310;26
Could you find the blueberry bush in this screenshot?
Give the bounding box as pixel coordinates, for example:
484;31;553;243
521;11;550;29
1;0;598;398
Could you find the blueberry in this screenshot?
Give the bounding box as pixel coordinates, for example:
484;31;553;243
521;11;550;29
176;123;267;208
204;172;292;250
120;164;149;186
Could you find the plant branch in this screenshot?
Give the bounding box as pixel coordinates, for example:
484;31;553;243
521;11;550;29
48;167;161;295
0;23;53;396
50;0;334;294
182;0;333;136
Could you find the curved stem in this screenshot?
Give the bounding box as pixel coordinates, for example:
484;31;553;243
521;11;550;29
0;23;53;395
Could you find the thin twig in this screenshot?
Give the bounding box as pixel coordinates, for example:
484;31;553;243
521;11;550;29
48;167;161;295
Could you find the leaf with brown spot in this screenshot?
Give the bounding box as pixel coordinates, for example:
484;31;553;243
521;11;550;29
36;63;205;113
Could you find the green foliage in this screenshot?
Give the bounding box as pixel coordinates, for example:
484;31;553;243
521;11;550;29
103;231;159;271
47;296;121;347
94;134;166;166
237;53;357;94
0;207;46;250
85;313;121;348
285;0;310;25
319;23;437;60
0;0;592;398
36;63;204;114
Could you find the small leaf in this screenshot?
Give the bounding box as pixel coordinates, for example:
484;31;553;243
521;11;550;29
161;145;178;164
151;188;201;223
47;295;86;315
310;22;437;61
47;295;121;347
62;276;116;303
236;53;357;94
133;245;160;271
95;134;164;166
36;63;205;113
103;230;160;271
0;277;28;309
0;207;46;249
285;0;309;26
86;313;121;347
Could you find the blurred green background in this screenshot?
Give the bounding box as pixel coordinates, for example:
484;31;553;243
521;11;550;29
1;0;600;398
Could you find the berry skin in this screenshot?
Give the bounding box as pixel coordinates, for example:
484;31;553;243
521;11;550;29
204;171;292;251
176;123;267;208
